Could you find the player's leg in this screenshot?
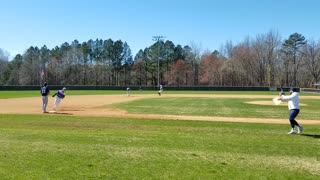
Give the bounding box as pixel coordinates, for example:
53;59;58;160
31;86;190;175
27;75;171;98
288;109;300;134
43;96;48;112
290;109;300;126
42;96;45;112
291;109;303;133
53;97;61;111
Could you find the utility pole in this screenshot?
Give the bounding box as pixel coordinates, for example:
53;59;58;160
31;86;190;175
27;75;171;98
152;36;165;88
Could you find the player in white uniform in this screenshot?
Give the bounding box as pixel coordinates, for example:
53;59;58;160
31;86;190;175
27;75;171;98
279;87;303;134
51;87;66;112
126;87;130;96
158;84;163;96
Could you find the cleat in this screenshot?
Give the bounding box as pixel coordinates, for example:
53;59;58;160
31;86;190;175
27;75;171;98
288;129;297;135
298;126;303;134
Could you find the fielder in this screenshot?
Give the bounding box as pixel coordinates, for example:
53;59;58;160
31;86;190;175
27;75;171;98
278;87;303;134
126;87;130;96
139;86;142;94
51;87;66;112
158;84;163;96
40;82;50;113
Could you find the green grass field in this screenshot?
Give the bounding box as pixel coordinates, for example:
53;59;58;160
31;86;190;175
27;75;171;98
1;90;319;99
0;91;319;179
112;97;320;120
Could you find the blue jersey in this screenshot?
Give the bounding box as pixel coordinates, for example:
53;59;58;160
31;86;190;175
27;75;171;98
41;86;50;96
56;90;65;99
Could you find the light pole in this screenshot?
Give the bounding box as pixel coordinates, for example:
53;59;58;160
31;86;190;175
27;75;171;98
152;36;165;88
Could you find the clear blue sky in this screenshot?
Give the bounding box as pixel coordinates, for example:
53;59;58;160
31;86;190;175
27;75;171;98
1;0;320;59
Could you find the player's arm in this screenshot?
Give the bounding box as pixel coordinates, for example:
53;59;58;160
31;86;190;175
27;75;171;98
280;93;295;101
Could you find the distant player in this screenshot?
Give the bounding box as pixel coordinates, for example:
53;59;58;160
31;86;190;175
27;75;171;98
139;86;142;94
40;82;50;113
51;87;66;112
126;87;130;96
158;84;163;96
278;87;303;134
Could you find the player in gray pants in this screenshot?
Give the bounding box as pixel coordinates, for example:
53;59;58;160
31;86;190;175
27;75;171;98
40;82;50;113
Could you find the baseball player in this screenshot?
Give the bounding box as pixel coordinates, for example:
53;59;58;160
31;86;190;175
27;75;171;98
51;87;66;112
40;82;50;113
278;87;303;134
158;84;163;96
126;87;131;96
139;86;142;94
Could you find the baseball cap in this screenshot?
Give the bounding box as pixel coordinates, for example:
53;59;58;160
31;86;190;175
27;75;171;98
289;87;294;92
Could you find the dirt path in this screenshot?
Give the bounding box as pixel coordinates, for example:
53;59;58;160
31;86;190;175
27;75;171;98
1;94;320;125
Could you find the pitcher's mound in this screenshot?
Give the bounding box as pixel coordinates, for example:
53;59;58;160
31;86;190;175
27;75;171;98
245;101;307;106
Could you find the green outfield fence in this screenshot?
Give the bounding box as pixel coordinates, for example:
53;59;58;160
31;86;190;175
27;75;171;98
0;86;300;92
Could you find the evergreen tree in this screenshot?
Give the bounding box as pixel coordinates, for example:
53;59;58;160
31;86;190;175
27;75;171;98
282;33;306;86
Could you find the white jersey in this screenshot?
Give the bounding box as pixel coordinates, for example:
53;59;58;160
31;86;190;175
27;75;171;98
281;92;300;110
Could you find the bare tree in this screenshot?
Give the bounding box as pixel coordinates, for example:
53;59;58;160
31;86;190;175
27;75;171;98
188;41;202;85
264;30;281;86
251;30;281;86
302;39;320;85
232;38;259;86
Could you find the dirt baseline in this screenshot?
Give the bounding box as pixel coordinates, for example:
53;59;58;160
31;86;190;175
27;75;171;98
1;94;320;125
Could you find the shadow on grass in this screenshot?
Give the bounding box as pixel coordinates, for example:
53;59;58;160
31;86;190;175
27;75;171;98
48;112;73;115
300;134;320;139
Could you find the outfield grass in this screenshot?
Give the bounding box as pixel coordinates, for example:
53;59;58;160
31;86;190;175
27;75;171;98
0;90;125;99
1;90;319;99
112;97;320;120
0;114;319;179
1;91;319;178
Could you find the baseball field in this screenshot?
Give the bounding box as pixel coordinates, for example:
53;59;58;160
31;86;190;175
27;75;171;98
0;90;319;179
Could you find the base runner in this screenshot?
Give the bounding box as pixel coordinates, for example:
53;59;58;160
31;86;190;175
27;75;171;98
51;87;67;111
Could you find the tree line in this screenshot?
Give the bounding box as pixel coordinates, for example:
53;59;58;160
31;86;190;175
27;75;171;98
0;31;320;88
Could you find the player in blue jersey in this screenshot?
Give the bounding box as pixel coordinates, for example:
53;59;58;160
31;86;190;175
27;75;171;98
40;82;50;113
51;87;66;112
